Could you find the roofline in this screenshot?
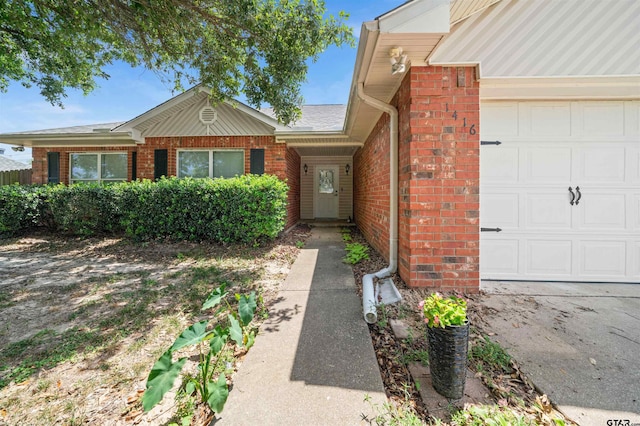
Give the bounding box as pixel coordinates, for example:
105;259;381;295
343;20;380;137
0;132;138;147
113;85;287;133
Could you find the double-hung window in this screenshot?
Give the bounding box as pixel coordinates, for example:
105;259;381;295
177;150;244;178
70;153;128;184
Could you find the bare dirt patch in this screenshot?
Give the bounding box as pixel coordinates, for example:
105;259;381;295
0;226;310;425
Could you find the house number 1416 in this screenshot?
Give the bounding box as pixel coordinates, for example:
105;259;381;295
446;103;476;135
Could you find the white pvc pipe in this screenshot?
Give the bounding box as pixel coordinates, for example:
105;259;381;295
357;82;399;324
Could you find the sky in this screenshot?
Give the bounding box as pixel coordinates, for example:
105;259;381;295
0;1;400;164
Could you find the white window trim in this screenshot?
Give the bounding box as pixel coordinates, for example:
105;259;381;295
69;152;128;184
176;149;245;178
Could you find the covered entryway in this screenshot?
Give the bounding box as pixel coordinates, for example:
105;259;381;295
480;100;640;283
298;156;353;220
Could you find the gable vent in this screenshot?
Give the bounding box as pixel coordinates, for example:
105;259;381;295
199;101;218;136
199;106;217;125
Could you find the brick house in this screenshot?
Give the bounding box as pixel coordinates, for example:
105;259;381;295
2;0;639;288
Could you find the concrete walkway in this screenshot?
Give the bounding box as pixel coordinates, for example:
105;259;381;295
215;227;387;425
480;281;640;426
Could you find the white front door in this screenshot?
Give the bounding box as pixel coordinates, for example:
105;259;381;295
314;165;339;218
480;100;640;283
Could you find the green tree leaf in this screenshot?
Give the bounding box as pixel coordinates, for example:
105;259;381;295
142;350;187;412
202;286;228;311
1;0;354;124
170;320;209;352
206;374;229;413
228;314;243;347
209;326;228;354
238;291;257;326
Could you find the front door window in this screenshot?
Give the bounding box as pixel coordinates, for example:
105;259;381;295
318;169;334;194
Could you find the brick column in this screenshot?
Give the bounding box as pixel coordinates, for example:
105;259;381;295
397;66;480;293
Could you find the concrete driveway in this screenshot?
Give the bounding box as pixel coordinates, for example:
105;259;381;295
478;281;640;426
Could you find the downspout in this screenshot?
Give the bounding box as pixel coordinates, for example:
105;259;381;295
357;82;399;324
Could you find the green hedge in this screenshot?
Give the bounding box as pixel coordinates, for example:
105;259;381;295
0;175;288;244
0;185;45;234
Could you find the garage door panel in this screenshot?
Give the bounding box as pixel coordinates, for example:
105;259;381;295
524;147;571;182
481;100;638;283
481;193;519;228
578;193;626;230
579;241;626;277
482;103;518;137
579;147;626;183
527;240;572;276
481;147;519;182
633;194;640;230
632;242;640;278
481;239;519;274
581;102;625;136
529;103;571;136
526;193;572;229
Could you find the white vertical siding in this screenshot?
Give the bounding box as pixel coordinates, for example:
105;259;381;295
138;92;274;137
431;0;640;77
300;156;353;220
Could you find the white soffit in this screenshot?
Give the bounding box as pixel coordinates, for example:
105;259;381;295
430;0;640;78
294;146;359;157
450;0;502;25
378;0;450;34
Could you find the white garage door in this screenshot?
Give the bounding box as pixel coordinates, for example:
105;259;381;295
480;101;640;283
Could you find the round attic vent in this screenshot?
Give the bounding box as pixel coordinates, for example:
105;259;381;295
199;106;218;125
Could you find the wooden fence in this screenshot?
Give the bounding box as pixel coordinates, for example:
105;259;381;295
0;169;32;186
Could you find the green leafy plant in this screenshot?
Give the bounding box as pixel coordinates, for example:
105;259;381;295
363;384;423;426
141;284;257;415
451;404;533;425
419;293;467;328
471;336;512;372
343;242;369;265
295;240;304;249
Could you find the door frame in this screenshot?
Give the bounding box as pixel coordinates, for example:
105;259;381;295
313;164;340;218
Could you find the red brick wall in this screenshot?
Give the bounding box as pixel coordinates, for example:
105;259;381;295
32;146;137;185
285;147;301;229
137;136;286;180
354;113;391;261
355;66;480;292
31;136;298;229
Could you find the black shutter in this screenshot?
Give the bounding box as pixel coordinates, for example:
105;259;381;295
47;152;60;184
154;149;168;180
250;149;265;175
131;151;137;181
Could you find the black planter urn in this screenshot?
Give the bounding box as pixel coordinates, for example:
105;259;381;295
426;321;469;399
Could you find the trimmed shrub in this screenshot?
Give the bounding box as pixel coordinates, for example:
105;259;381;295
119;175;288;244
0;175;288;243
0;185;44;235
47;183;123;235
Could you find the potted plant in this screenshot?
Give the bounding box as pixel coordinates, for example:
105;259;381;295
420;292;469;399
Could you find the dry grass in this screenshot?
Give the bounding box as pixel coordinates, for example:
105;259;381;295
0;226;310;425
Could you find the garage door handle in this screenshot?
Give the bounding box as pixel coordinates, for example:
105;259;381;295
568;187;575;205
481;227;502;232
575;186;581;205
